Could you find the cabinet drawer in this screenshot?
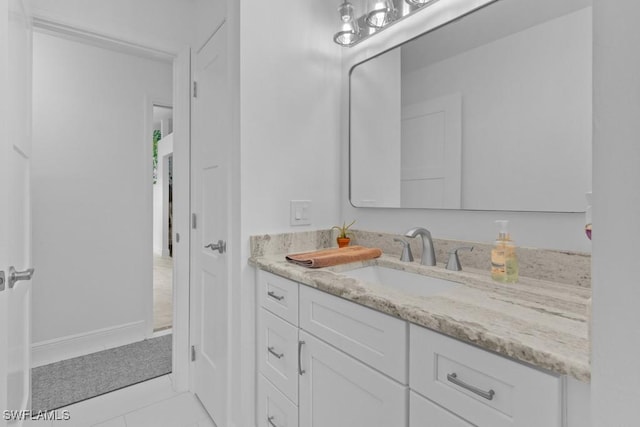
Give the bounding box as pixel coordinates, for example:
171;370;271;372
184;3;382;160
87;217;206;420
257;374;298;427
258;270;299;325
258;308;299;403
410;391;473;427
299;285;408;383
410;325;562;427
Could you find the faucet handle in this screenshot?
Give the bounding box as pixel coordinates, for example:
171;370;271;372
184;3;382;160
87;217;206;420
393;238;414;262
446;246;474;271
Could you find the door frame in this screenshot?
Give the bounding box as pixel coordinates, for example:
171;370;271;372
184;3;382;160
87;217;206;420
30;17;192;392
144;97;172;338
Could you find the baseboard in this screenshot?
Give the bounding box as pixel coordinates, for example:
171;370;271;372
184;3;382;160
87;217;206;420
32;320;147;368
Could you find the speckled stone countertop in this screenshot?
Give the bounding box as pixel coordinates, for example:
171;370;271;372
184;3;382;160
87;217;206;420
250;252;591;382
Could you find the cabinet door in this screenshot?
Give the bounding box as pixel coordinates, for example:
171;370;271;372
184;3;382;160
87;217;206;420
299;285;408;383
299;331;408;427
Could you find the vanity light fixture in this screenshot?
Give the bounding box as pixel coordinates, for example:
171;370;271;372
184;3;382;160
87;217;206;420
333;1;361;46
333;0;440;47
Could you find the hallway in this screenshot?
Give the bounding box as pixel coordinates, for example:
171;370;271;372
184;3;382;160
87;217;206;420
153;254;173;332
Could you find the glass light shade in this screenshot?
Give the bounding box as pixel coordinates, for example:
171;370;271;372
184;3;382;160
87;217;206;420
334;1;360;46
334;30;358;46
366;0;396;29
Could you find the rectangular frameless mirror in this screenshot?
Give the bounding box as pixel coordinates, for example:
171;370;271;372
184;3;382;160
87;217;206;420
349;0;592;211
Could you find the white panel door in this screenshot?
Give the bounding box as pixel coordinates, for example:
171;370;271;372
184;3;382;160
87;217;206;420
190;24;230;426
0;0;33;425
299;331;408;427
401;93;462;208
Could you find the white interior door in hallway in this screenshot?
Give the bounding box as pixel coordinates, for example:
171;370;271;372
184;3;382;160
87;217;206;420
0;0;33;424
190;23;231;427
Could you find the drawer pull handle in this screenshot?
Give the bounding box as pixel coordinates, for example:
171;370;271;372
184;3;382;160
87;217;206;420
267;416;278;427
298;340;306;375
447;373;495;401
267;346;284;359
267;291;285;301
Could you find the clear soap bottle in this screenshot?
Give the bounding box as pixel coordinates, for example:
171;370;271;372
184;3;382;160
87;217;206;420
491;220;519;283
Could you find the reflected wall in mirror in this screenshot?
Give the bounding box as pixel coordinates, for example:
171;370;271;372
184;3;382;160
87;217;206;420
350;0;592;211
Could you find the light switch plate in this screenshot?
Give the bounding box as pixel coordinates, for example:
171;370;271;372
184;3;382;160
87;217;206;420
290;200;312;226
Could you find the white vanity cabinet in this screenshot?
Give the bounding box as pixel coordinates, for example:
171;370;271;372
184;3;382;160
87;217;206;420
256;270;408;427
256;269;585;427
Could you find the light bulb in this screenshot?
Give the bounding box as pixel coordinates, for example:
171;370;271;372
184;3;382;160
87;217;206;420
338;1;355;22
366;0;395;29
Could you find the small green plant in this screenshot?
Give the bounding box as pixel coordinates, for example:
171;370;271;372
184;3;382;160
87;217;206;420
332;220;356;238
153;129;162;184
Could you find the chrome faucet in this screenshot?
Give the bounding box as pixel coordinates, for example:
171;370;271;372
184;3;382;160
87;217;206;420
404;227;436;266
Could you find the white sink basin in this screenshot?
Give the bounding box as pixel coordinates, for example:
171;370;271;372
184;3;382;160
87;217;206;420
342;265;461;297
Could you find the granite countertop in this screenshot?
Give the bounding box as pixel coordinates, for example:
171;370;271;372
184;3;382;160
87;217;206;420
250;253;591;382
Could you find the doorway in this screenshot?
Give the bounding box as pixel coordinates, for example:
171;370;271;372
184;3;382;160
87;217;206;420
152;104;174;333
29;30;177;411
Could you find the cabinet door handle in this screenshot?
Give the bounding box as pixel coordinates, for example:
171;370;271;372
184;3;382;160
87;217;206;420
447;372;495;401
267;346;284;359
298;340;306;375
267;416;278;427
267;291;284;301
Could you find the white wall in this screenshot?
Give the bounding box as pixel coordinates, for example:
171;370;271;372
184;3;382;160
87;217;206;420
31;32;173;362
240;0;342;239
192;0;226;52
341;0;591;252
591;0;640;424
27;0;195;54
236;0;343;425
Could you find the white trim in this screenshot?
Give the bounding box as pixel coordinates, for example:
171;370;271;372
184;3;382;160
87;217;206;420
152;328;173;339
31;16;175;63
171;47;192;393
145;96;173;340
196;19;227;55
31;321;147;368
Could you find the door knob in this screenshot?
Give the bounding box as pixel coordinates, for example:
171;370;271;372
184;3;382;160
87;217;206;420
8;266;35;289
204;240;226;254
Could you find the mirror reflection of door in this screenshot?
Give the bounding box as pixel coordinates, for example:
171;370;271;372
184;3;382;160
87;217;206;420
400;93;461;209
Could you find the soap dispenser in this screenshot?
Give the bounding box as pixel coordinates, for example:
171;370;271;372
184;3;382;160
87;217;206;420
491;220;519;283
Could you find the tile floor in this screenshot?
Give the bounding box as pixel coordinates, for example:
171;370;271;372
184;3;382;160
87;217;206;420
23;375;215;427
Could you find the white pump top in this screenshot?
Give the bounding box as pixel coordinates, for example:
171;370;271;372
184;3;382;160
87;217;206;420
495;220;511;241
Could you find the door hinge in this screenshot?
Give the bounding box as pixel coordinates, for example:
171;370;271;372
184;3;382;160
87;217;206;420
191;345;196;362
193;81;197;98
192;213;197;229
